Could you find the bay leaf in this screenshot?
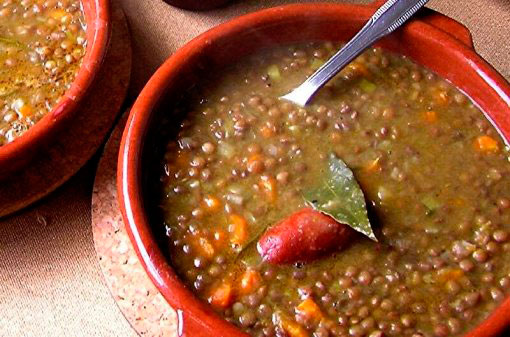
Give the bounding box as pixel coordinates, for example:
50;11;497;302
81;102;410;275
303;153;377;241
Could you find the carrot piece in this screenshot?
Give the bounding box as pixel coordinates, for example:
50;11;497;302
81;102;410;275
239;269;261;295
197;236;215;259
202;195;221;213
474;135;499;152
175;151;190;168
452;198;465;207
423;110;438;123
50;9;67;20
213;229;227;249
296;298;322;321
434;89;449;106
278;316;309;337
348;62;369;76
18;104;34;118
259;175;277;203
259;125;275;138
209;282;233;309
437;268;464;283
364;157;381;173
247;154;262;165
229;214;248;245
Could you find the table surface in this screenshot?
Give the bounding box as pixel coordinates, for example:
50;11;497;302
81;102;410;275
1;0;509;336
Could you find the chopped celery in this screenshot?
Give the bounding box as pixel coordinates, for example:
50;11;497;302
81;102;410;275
422;195;441;213
0;37;25;49
377;185;392;202
240;251;261;268
218;142;235;159
65;30;76;42
310;58;325;70
328;281;341;294
288;125;301;134
359;79;377;93
409;90;419;100
267;64;281;82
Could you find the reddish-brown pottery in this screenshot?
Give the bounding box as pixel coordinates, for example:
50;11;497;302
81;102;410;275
0;0;111;176
118;3;510;337
163;0;232;11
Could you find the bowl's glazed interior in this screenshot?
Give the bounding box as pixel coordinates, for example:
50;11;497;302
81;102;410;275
119;3;510;337
0;0;110;175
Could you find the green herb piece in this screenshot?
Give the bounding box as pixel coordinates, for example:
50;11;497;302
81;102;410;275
267;64;281;82
0;36;25;50
65;30;76;42
303;153;377;241
310;58;325;71
217;141;235;159
0;86;18;98
422;195;441;214
359;78;377;93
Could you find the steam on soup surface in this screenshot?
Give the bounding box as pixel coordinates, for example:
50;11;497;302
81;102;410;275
0;0;86;145
154;42;510;337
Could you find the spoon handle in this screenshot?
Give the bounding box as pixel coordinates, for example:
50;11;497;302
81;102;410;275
282;0;429;106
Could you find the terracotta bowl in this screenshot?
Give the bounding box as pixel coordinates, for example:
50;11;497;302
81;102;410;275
163;0;232;11
0;0;111;175
118;2;510;337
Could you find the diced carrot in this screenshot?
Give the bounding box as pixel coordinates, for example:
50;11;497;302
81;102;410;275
437;268;464;283
202;195;221;213
364;157;381;173
433;89;449;106
49;9;67;20
259;125;275;138
296;298;322;321
197;236;215;259
229;214;248;245
213;229;227;249
423;110;438;123
247;154;262;165
347;62;369;76
259;175;277;203
175;151;190;168
474;135;499;152
209;282;233;309
329;131;341;143
18;104;34;118
452;198;465;207
278;316;309;337
239;269;261;295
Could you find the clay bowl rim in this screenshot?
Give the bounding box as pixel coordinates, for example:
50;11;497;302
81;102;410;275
118;3;510;337
0;0;111;171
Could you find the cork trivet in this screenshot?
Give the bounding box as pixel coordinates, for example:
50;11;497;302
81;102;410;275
91;112;178;337
0;0;131;217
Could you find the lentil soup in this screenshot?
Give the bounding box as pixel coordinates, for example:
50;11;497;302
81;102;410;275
0;0;86;145
154;42;510;337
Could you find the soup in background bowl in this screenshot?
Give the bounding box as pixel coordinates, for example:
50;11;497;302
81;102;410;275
118;4;510;337
0;0;109;174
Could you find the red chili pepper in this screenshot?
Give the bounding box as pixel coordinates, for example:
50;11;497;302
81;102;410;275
257;208;352;264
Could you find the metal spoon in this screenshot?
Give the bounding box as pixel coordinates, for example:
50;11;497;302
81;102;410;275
281;0;429;106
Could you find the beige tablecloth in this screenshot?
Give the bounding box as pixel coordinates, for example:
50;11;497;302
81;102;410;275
1;0;509;336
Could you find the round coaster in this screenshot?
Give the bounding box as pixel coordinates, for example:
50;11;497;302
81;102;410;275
0;0;131;218
92;112;178;336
